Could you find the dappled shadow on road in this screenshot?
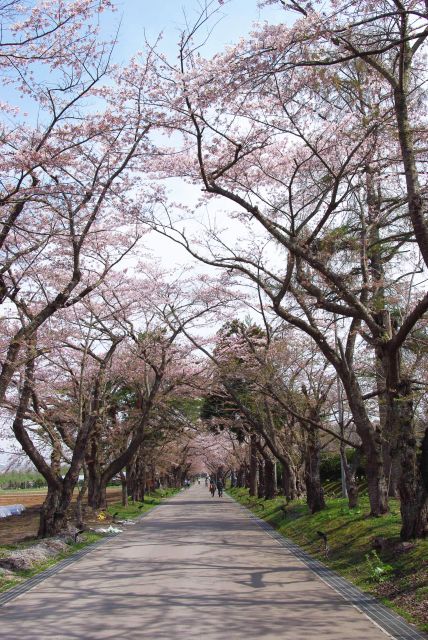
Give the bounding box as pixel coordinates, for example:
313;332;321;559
0;563;374;640
0;488;387;640
160;499;223;506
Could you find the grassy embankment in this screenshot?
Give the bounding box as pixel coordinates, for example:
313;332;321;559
0;487;179;594
228;485;428;633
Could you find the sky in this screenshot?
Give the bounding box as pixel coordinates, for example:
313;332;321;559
108;0;285;62
103;0;289;271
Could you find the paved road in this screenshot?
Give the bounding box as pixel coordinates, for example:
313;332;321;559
1;485;394;639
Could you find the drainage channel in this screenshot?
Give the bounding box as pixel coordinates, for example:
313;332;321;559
235;501;427;640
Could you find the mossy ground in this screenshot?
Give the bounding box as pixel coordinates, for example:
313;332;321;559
228;487;428;633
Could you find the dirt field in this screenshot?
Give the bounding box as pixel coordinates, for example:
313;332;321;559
0;488;122;546
0;490;48;509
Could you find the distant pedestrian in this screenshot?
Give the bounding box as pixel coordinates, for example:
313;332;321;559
217;479;224;498
209;481;216;497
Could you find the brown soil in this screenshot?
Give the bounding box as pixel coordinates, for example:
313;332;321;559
0;490;48;508
0;488;122;546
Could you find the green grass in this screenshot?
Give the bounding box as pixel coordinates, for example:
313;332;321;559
228;487;428;633
106;488;179;520
322;479;369;499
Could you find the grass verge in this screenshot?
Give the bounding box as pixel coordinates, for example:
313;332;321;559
228;487;428;633
0;487;180;596
0;531;104;594
105;487;180;521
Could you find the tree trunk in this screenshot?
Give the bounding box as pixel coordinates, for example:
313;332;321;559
340;445;359;509
120;471;128;507
128;457;145;501
281;460;297;501
237;464;245;488
376;315;401;498
126;460;137;500
366;168;400;500
257;459;265;498
92;482;108;511
393;78;428;268
365;439;388;516
304;427;325;514
85;414;104;507
396;383;428;539
87;466;107;510
87;463;101;508
342;370;389;515
377;352;400;498
139;460;146;502
264;457;276;500
75;466;88;529
149;464;156;493
249;434;258;497
381;341;427;537
175;466;183;489
383;441;401;498
38;485;62;538
38;483;75;537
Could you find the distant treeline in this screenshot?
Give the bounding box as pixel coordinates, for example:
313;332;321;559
0;470;48;490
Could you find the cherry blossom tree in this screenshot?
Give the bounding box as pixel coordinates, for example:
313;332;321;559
3;266;236;534
0;0;156;405
202;317;362;510
147;1;428;537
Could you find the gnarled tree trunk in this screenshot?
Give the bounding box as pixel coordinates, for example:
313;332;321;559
342;370;388;516
340;445;359;509
38;481;75;537
395;383;428;539
281;458;298;501
87;473;108;511
304;426;325;514
264;457;276;500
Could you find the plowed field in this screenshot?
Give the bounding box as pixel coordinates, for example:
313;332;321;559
0;488;122;545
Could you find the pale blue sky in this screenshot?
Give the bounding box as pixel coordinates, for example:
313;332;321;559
107;0;286;62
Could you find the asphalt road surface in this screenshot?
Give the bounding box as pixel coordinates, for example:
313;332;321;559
1;485;399;639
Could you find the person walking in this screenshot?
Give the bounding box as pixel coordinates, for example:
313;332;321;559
217;478;224;498
209;480;216;497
